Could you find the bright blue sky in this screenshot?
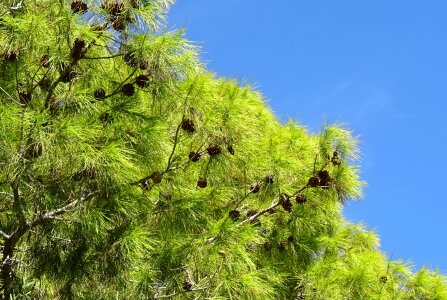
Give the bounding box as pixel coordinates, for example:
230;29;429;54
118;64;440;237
168;1;447;273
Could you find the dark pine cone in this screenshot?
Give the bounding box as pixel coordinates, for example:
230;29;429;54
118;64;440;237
150;171;163;184
101;1;124;16
24;143;43;160
181;119;195;133
308;176;319;187
135;75;149;88
277;241;287;252
227;145;235;155
264;175;274;184
197;178;207;188
71;0;88;13
319;178;330;189
250;183;260;193
112;18;126;31
182;281;192;291
188;151;201;162
71;38;86;61
3;52;18;62
295;195;307;204
40;55;51;68
138;59;149;70
130;0;140;8
19;92;32;106
279;193;292;212
141;179;150;190
317;170;330;181
121;83;135;96
331;157;341;166
123;51;138;67
94;88;106;100
287;236;294;243
331;151;341;166
60;66;77;83
379;276;388;284
229;210;240;221
110;1;124;16
264;242;273;252
72;168;96;181
207;144;221;156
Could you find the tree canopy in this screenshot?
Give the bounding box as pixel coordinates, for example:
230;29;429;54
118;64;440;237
0;1;446;299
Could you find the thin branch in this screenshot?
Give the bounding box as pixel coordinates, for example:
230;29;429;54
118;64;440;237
0;230;10;240
0;85;22;106
102;68;139;100
165;122;182;172
38;191;98;222
237;201;281;227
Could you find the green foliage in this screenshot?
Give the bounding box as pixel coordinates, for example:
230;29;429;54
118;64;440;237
0;0;445;299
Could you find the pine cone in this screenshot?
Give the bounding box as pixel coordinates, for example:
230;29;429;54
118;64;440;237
308;176;319;187
181;119;195;133
138;59;149;70
264;242;272;252
19;92;31;106
2;52;18;62
123;51;138;67
150;171;163;184
250;183;260;193
135;75;149;87
207;144;221;156
188;151;201;162
94;88;106;100
71;0;88;13
295;195;307;204
60;66;78;83
102;1;124;16
229;210;240;221
277;241;287;252
121;83;135;96
40;55;51;68
182;281;192;291
71;38;86;61
287;236;294;243
73;168;96;181
279;193;292;212
317;170;330;181
197;178;207;188
112;18;126;31
227;145;235;155
264;175;274;184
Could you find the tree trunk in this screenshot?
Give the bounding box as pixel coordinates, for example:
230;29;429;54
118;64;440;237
1;240;15;300
1;225;28;299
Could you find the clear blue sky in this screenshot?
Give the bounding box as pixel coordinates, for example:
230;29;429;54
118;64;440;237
168;1;447;273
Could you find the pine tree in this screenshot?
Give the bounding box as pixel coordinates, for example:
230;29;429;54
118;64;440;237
0;1;446;299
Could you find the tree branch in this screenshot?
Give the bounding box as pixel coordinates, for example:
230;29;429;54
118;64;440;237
37;191;98;224
0;230;10;240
